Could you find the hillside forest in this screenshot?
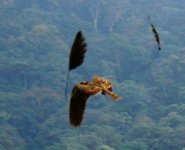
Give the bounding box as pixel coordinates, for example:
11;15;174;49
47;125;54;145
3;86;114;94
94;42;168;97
0;0;185;150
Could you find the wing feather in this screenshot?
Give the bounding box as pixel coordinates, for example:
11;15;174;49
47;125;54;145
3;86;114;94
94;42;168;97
69;77;121;127
76;83;102;95
102;88;121;100
69;86;89;127
92;76;112;89
92;76;121;100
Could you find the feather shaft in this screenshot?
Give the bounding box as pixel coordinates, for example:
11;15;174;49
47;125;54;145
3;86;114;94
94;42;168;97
65;31;87;99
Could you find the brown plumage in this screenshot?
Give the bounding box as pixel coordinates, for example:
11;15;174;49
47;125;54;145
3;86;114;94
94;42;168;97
69;76;121;127
148;16;161;50
65;31;87;98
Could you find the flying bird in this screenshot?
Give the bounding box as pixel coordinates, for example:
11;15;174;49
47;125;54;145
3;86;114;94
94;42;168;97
148;15;161;50
69;76;121;127
65;31;87;98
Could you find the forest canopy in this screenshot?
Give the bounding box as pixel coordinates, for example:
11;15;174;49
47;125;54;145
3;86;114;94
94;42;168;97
0;0;185;149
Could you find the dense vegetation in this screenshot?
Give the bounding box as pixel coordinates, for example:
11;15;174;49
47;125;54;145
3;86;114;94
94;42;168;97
0;0;185;149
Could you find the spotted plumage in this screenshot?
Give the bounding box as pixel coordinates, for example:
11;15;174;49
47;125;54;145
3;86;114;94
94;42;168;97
69;76;121;127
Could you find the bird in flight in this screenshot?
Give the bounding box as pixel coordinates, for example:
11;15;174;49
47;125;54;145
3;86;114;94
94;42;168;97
69;76;121;127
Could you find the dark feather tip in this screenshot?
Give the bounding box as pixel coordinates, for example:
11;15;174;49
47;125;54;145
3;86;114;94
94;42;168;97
69;31;87;70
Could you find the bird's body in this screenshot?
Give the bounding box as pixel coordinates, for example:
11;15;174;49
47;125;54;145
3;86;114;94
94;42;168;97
69;76;121;127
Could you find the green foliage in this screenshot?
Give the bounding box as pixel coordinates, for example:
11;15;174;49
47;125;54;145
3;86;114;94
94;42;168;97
97;145;115;150
0;0;185;150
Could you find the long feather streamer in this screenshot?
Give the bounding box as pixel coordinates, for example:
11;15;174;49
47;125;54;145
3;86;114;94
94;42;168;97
65;31;87;98
148;16;161;50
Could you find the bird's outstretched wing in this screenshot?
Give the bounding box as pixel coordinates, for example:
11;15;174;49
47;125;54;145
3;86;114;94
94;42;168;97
102;88;121;100
92;76;121;100
69;83;102;127
92;76;112;90
76;82;102;95
69;77;121;127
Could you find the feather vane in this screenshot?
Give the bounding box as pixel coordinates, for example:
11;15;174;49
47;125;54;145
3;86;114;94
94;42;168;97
148;16;161;50
69;31;87;70
65;31;87;98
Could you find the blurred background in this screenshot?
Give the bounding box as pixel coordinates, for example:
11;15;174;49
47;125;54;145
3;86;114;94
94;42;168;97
0;0;185;149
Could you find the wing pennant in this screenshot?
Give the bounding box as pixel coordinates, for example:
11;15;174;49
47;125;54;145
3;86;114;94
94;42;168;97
148;16;161;50
69;31;87;70
65;31;87;98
